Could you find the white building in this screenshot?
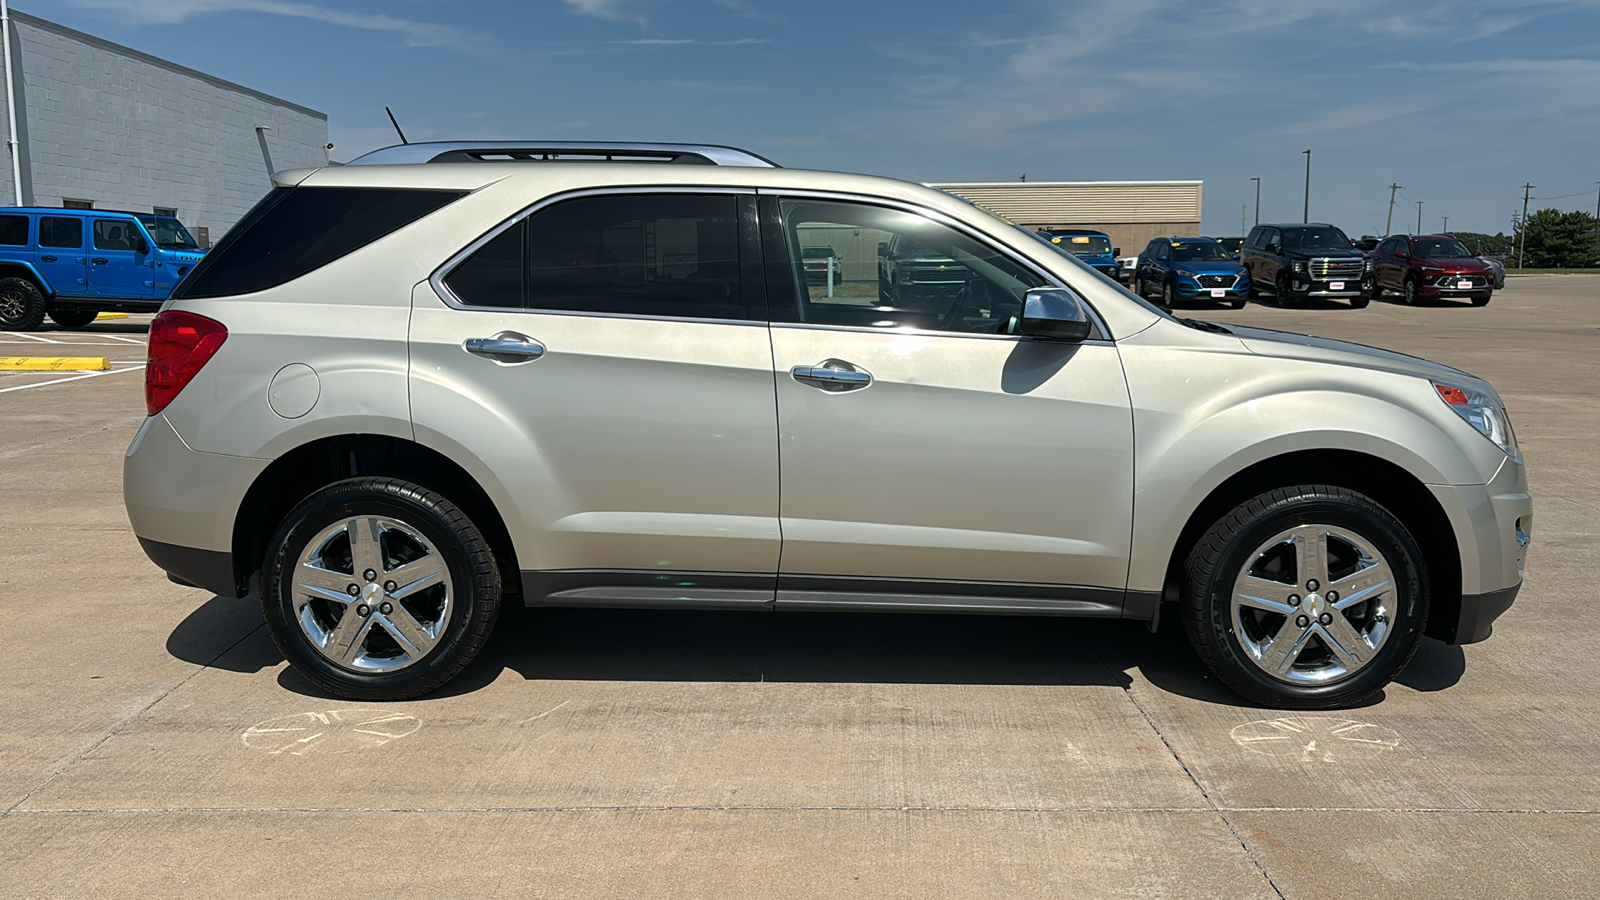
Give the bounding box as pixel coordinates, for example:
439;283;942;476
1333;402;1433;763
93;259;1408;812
1;8;328;245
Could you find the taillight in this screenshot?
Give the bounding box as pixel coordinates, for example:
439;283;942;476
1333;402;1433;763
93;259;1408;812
146;310;227;416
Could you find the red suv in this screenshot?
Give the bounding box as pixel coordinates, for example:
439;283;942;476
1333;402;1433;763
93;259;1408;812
1372;234;1495;307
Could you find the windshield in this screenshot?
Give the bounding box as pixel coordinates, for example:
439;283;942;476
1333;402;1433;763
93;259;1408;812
1283;227;1353;252
1216;237;1243;252
136;215;200;250
1170;242;1230;262
1411;238;1473;259
1046;233;1112;255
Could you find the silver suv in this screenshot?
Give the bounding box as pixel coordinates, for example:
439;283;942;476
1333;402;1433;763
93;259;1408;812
124;141;1532;708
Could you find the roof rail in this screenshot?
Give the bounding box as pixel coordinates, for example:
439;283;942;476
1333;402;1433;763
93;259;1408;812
345;141;779;168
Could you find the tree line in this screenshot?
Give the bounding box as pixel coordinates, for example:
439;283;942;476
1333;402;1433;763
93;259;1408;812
1457;209;1599;268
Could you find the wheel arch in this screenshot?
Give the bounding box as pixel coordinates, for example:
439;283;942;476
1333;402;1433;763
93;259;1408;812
231;433;520;602
0;261;51;296
1161;448;1462;642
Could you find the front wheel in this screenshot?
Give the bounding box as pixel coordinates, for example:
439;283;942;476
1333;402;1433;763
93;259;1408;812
48;307;100;328
1275;273;1297;307
1181;485;1428;708
1403;278;1420;306
1349;295;1370;309
1471;292;1492;307
1160;280;1176;308
262;477;502;700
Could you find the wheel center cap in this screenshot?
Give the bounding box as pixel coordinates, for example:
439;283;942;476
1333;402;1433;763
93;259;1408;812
362;582;383;603
1305;593;1324;616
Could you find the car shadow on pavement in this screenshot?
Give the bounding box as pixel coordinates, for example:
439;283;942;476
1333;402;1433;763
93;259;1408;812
166;593;1462;706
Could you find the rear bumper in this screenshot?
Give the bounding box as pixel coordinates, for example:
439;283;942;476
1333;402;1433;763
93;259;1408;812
137;537;236;596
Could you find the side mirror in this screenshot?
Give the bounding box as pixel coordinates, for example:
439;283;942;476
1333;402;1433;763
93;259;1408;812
1112;247;1121;257
1472;249;1481;257
877;242;889;258
132;235;149;254
1019;288;1090;343
1265;243;1279;254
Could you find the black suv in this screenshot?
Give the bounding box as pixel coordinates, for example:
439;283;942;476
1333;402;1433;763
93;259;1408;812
1240;223;1371;308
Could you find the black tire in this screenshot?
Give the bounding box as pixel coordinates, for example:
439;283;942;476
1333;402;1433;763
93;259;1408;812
1245;273;1259;300
1181;485;1428;709
1403;278;1419;306
1349;295;1370;309
1132;275;1145;298
1471;292;1491;307
47;307;100;329
1275;273;1297;307
262;477;502;700
1230;296;1247;310
0;276;46;331
1160;279;1176;308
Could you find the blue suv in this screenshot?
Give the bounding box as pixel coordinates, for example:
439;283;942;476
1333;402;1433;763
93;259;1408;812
1036;229;1122;280
0;208;206;330
1133;236;1249;309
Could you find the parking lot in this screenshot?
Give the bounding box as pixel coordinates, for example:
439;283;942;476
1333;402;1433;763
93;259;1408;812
0;278;1595;898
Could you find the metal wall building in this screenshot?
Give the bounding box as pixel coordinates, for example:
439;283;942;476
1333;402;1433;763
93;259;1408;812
1;8;328;244
930;181;1205;256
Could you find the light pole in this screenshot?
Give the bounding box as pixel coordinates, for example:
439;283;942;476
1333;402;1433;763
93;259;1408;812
1250;176;1261;226
1442;216;1449;234
1416;201;1423;233
1302;150;1311;223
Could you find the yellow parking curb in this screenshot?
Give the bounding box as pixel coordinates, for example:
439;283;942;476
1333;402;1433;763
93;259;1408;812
0;357;112;371
95;312;129;320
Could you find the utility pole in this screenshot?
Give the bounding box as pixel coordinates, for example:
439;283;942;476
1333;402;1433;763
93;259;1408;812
1416;201;1423;233
1519;183;1534;269
1386;183;1403;235
1442;216;1449;234
1593;182;1599;240
1302;150;1311;223
1241;204;1247;236
1250;176;1261;226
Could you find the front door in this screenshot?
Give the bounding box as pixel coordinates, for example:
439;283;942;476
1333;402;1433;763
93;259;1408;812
87;219;157;298
763;196;1135;610
409;190;781;604
34;215;89;298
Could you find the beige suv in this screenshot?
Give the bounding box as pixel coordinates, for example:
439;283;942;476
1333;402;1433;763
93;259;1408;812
124;142;1531;708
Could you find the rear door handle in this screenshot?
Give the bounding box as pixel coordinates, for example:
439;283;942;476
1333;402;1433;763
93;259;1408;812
791;359;872;393
39;255;57;262
465;336;545;362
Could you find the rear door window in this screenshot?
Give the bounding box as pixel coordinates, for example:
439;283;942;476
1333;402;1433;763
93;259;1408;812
39;217;83;249
172;187;465;299
0;215;27;245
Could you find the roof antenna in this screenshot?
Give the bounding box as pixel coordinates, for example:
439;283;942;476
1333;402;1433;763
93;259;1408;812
385;106;409;144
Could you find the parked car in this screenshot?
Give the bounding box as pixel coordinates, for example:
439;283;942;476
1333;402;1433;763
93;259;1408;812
1240;223;1372;308
1480;255;1506;289
1372;235;1495;306
1132;236;1250;308
124;140;1531;710
801;246;843;285
1037;229;1122;281
877;231;970;309
0;207;206;330
1115;254;1139;283
1351;238;1380;253
1212;236;1244;259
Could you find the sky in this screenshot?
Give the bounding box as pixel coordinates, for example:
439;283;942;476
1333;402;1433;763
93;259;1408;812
43;0;1600;237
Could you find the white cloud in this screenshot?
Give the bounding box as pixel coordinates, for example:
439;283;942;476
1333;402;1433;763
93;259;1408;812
61;0;481;49
612;37;769;46
561;0;645;25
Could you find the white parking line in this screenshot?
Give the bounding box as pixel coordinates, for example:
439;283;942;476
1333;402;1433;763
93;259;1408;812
101;335;148;344
0;340;146;347
0;365;144;394
5;331;62;343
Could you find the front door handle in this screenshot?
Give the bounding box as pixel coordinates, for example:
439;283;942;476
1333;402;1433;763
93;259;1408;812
465;335;545;362
40;255;57;262
91;257;109;265
791;359;872;393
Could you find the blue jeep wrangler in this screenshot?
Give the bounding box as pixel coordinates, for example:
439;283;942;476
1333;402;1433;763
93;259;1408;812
1035;229;1122;280
0;208;206;330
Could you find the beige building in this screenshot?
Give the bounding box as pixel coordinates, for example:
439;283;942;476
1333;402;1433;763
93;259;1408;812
929;181;1205;256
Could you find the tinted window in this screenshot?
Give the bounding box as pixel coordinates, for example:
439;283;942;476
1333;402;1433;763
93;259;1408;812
1283;226;1352;251
173;187;465;300
773;198;1046;334
0;215;26;245
94;219;137;251
39;217;83;249
444;220;525;307
522;193;745;320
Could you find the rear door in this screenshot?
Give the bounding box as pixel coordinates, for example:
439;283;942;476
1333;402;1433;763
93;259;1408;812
409;189;781;604
34;215;89;298
88;218;157;298
762;195;1135;610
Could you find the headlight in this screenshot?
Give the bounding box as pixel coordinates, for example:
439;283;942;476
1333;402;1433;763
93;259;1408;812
1364;258;1374;272
1434;381;1518;456
1292;260;1307;273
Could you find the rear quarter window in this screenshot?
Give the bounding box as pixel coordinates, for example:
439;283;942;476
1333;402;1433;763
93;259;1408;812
172;187;466;300
0;215;27;245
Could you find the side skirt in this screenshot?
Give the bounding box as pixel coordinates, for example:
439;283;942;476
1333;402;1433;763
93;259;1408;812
521;569;1160;622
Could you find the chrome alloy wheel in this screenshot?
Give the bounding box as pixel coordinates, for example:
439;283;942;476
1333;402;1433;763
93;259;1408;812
0;287;25;321
1230;524;1395;685
291;515;454;673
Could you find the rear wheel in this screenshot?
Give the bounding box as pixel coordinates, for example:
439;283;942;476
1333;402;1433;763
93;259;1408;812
262;477;502;700
1182;485;1428;708
0;277;45;331
47;307;99;328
